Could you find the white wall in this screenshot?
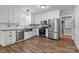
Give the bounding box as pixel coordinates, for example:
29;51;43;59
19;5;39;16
34;10;60;24
74;5;79;50
60;9;74;16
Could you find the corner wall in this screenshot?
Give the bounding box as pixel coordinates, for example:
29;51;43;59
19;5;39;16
74;5;79;50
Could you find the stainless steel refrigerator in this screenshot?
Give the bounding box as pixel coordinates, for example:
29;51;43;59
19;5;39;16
48;18;60;39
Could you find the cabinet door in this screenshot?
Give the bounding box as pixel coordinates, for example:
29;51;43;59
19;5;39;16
24;31;33;40
0;31;16;47
24;15;31;25
24;32;29;39
32;29;37;36
36;29;39;36
53;11;60;18
0;31;10;46
0;6;8;23
15;7;22;25
29;32;32;38
43;13;48;21
8;6;15;23
8;31;16;44
35;15;41;24
49;12;54;19
15;7;28;25
46;29;48;37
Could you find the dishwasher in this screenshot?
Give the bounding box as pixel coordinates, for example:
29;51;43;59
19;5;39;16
16;30;24;41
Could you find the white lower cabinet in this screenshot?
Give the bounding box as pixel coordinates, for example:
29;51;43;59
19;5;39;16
46;29;48;37
32;29;37;36
24;32;30;39
9;31;16;44
36;29;39;36
0;31;16;47
24;31;33;40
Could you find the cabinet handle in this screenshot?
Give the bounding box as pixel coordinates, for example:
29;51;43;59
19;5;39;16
10;32;11;33
9;35;12;37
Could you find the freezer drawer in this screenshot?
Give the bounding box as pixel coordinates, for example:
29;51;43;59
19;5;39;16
52;32;60;39
48;32;60;39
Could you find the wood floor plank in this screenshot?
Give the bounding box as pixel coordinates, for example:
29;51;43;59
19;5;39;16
0;36;78;53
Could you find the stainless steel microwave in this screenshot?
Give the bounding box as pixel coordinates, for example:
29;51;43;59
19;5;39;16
41;21;47;25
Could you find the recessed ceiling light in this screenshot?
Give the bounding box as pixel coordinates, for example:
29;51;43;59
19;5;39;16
40;5;47;8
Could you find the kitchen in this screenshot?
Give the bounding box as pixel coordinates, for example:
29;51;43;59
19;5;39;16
0;5;78;53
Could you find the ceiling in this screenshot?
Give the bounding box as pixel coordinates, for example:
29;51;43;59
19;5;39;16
15;5;75;14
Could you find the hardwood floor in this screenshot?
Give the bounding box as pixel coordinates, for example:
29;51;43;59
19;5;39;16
0;36;78;53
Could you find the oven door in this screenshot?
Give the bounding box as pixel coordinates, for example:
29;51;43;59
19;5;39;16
39;28;46;37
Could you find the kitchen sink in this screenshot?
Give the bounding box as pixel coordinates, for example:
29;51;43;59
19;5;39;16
24;28;33;32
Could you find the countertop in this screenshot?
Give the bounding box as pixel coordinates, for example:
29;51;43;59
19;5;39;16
0;25;48;31
0;26;33;31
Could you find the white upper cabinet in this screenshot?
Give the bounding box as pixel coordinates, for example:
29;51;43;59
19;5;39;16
0;5;16;23
0;6;32;25
8;6;15;23
49;11;54;19
35;14;41;24
15;7;23;25
31;13;35;24
52;10;60;18
0;6;8;23
35;10;60;24
45;12;50;20
24;14;31;25
15;6;32;26
42;13;47;21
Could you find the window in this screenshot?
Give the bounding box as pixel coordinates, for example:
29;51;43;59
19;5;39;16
23;14;31;25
